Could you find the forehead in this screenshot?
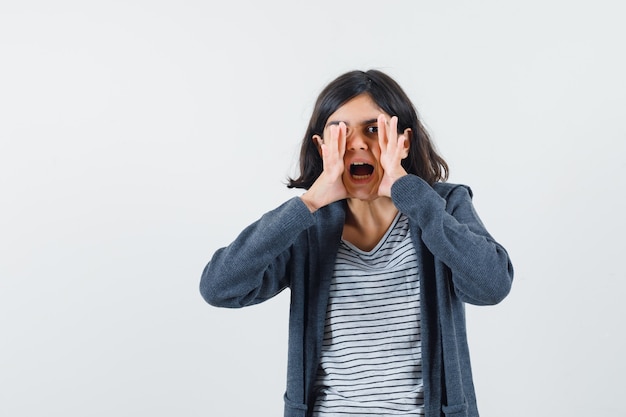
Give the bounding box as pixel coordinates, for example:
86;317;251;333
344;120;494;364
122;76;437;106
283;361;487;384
325;94;387;127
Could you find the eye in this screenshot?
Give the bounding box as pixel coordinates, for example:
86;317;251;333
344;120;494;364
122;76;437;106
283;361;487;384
366;125;378;134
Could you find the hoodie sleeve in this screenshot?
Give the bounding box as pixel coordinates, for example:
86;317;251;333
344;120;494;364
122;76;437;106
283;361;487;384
199;196;316;308
391;175;514;305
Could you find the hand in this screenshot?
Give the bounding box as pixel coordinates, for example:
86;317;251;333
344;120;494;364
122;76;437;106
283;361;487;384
301;122;349;212
377;114;410;197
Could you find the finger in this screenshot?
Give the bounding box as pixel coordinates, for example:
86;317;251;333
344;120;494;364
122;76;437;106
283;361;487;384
337;122;347;158
322;123;345;173
389;116;398;137
327;124;341;158
377;114;388;151
319;125;332;165
388;116;399;153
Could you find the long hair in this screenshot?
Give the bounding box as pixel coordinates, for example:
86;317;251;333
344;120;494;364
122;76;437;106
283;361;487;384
287;69;448;189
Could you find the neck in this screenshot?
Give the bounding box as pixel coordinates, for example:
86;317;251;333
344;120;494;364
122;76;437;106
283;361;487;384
346;196;397;222
343;197;399;251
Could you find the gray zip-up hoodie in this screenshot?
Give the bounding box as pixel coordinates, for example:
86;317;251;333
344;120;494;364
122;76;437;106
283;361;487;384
200;174;514;417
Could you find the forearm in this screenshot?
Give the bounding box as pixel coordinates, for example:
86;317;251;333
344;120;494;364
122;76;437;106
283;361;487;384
391;175;514;305
200;197;315;308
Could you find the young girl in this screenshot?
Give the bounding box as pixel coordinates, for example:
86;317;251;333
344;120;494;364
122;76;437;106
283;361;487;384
200;69;514;417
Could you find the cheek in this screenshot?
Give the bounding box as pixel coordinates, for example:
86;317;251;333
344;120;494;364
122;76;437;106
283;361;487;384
372;146;382;163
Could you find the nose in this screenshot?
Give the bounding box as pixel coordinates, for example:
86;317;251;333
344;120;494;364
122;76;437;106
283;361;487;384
346;131;368;151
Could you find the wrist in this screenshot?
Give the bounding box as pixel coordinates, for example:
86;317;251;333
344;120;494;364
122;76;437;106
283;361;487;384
300;192;320;213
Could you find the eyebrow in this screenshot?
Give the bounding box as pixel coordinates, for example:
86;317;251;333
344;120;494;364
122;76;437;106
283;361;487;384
325;118;379;128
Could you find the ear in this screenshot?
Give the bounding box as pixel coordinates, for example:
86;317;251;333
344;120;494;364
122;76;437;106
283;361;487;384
401;128;412;159
312;134;323;156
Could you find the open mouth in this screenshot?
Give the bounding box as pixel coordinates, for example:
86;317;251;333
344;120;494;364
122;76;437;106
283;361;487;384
350;162;374;180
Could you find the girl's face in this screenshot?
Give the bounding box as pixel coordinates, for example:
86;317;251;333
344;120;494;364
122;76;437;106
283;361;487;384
322;94;388;201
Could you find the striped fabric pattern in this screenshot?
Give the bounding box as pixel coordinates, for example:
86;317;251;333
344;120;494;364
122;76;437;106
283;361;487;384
313;213;424;416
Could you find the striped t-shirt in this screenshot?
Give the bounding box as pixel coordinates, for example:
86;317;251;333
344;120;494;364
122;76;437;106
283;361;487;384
313;212;424;416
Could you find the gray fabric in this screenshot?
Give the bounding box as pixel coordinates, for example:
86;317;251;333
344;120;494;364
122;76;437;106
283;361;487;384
200;174;514;417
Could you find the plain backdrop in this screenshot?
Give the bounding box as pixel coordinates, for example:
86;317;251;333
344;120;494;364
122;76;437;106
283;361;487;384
1;1;625;416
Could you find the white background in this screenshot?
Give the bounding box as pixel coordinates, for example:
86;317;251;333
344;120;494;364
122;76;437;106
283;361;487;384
1;1;625;416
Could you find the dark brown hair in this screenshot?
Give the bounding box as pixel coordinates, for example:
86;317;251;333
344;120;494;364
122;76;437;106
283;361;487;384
287;69;448;189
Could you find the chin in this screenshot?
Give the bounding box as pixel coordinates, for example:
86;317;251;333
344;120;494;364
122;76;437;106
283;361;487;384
343;173;382;200
346;188;379;202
